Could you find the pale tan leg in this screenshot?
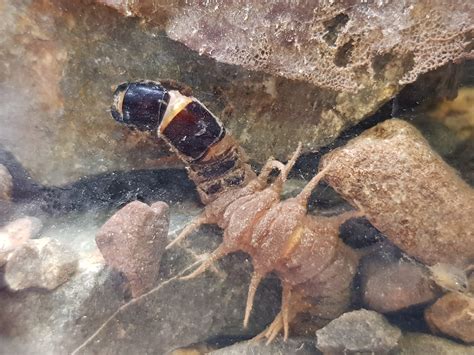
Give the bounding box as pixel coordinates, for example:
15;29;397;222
273;142;302;189
281;284;292;341
252;312;283;343
252;288;308;344
166;215;207;250
296;166;330;206
331;209;365;225
243;271;264;328
180;244;229;280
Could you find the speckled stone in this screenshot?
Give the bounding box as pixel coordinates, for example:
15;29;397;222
315;309;402;354
320;119;474;268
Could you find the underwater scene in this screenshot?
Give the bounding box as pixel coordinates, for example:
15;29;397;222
0;1;473;354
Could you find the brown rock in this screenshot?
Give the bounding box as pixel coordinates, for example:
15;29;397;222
360;251;438;313
5;238;78;291
95;200;169;297
425;292;474;344
320;119;474;268
0;217;43;266
399;332;474;354
0;164;12;202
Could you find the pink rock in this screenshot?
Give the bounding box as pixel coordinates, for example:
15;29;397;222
5;238;78;291
95;200;169;297
360;253;438;313
0;217;43;266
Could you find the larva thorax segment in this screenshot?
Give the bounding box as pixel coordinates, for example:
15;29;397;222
111;80;256;204
110;82;362;343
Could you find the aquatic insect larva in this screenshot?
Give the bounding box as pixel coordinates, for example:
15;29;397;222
111;80;256;204
111;80;362;341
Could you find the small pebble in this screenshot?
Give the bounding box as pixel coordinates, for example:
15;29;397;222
5;238;78;291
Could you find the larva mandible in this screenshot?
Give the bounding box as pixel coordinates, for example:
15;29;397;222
111;80;361;341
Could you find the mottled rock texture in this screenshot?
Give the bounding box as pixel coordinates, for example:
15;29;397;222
320;119;474;268
161;0;473;161
425;292;474;344
315;309;401;354
5;237;78;291
0;201;280;354
96;200;169;297
0;258;127;354
0;217;42;266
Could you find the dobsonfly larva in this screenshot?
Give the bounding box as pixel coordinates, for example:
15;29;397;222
111;80;362;341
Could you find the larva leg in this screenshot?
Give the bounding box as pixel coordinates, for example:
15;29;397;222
273;142;302;189
296;165;331;205
252;289;308;344
257;157;285;183
331;209;365;225
243;271;264;328
281;284;292;341
180;244;229;280
166;215;207;250
252;312;283;343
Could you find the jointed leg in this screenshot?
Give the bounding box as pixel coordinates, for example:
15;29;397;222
281;284;292;341
274;142;302;190
166;215;207;250
243;271;264;328
257;156;285;184
296;166;330;206
180;244;229;280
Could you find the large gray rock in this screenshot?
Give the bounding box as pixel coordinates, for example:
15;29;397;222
315;309;402;354
2;1;468;187
96;200;169;297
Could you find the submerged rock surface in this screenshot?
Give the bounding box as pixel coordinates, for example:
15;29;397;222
425;292;474;344
320;119;474;268
315;309;402;354
96;200;169;297
5;238;78;291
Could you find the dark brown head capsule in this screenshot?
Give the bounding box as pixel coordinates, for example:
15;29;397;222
111;80;224;161
111;80;255;203
111;80;170;131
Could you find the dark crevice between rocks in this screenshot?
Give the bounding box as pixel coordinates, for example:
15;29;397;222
294;61;472;183
0;144;198;220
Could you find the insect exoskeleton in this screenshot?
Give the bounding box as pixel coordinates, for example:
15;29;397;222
111;80;256;204
110;80;363;343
